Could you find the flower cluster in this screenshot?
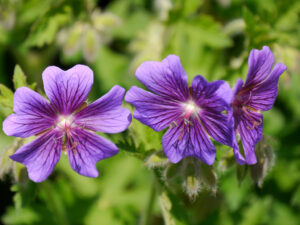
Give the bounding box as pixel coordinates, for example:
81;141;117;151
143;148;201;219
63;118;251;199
126;46;286;165
2;46;286;182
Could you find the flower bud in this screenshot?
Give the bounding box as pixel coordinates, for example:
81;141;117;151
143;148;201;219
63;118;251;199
236;164;248;185
250;136;275;187
181;158;201;201
163;163;181;182
82;26;101;63
91;10;121;33
154;0;172;21
61;22;84;57
146;150;169;169
218;149;236;172
181;158;217;200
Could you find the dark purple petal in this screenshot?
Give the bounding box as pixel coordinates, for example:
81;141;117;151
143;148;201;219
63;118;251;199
232;139;246;165
162;119;216;165
125;86;182;131
190;76;233;146
42;65;93;115
215;81;233;105
244;46;274;87
228;107;247;165
235;109;263;164
247;63;286;111
232;78;244;99
67;128;119;177
3;87;56;138
135;55;189;101
74;85;131;133
191;76;230;111
10;130;62;182
200;110;233;147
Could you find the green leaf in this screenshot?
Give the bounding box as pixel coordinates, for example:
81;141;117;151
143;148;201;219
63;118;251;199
0;83;14;116
158;188;189;225
13;65;37;90
24;4;71;48
0;84;13;106
13;65;27;89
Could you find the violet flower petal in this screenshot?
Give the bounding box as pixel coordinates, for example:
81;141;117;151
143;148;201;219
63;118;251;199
200;110;233;147
3;87;56;138
162;119;216;164
191;76;230;111
248;63;287;111
191;76;233;146
10;130;62;182
232;133;247;165
125;86;182;131
42;65;93;115
244;46;274;87
135;55;189;101
75;85;131;133
235;110;263;164
232;78;244;97
67;128;119;177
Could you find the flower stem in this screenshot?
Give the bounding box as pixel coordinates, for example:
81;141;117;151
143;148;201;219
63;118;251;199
140;179;156;225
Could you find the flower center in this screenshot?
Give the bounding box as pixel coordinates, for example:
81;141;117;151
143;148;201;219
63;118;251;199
182;100;200;120
56;115;75;130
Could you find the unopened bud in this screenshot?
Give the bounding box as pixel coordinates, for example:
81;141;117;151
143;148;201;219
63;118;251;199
154;0;172;21
198;161;218;195
62;22;84;56
91;10;121;33
163;163;180;182
82;26;101;63
146;150;169;169
218;148;236;172
250;136;275;187
236;164;248;186
181;158;201;201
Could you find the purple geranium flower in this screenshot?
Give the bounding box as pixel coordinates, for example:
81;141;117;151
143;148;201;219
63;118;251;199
125;55;233;164
3;65;131;182
231;46;286;165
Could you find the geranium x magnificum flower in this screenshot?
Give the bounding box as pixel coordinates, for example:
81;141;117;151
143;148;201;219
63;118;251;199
125;55;233;164
231;46;286;165
3;65;131;182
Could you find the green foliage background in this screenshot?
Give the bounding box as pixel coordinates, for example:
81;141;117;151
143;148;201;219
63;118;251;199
0;0;300;224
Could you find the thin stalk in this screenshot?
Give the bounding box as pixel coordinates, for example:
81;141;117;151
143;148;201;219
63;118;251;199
140;179;156;225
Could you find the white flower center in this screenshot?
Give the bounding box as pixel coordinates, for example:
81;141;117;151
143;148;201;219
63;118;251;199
185;101;197;112
183;101;199;115
56;115;75;130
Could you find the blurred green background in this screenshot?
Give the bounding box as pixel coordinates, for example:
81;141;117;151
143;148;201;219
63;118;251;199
0;0;300;224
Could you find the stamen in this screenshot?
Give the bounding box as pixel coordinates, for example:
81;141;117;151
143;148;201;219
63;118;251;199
178;126;185;141
243;91;253;105
173;100;200;142
170;121;178;128
242;106;262;130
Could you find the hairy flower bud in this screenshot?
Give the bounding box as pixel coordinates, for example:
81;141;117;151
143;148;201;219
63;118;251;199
82;26;101;63
146;150;169;169
181;158;217;201
250;136;275;187
181;158;201;201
